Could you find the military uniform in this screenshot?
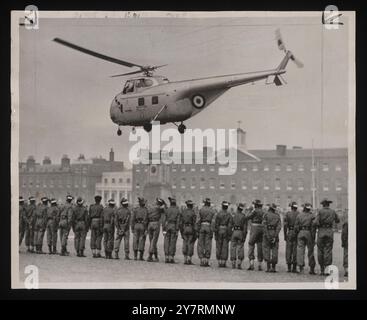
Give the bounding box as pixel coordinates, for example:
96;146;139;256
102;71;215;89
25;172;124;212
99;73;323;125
58;197;74;256
33;198;48;253
46;200;60;254
131;199;148;260
179;201;197;265
89;197;104;258
114;200;131;260
247;200;265;270
314;199;340;275
162;198;180;263
284;204;300;272
19;198;27;247
341;217;348;277
230;204;248;269
25;198;36;252
102;200;116;259
214;202;233;267
294;204;316;274
262;204;282;272
147;199;165;262
72;198;89;257
197;199;216;267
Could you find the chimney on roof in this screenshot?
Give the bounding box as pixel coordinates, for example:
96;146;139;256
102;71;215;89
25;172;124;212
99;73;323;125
42;156;51;165
61;154;70;168
26;156;36;171
276;145;287;156
292;146;303;150
236;123;247;151
78;154;85;161
109;148;114;162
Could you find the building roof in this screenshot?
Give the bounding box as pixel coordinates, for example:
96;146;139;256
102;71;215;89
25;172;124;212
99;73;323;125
249;148;347;159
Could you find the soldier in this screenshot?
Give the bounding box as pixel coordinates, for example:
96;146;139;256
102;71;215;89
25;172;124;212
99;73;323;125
25;196;37;253
114;198;131;260
214;201;232;268
146;198;166;262
246;199;265;271
284;201;300;273
58;195;74;256
89;195;104;258
294;203;316;274
162;197;180;263
102;199;116;259
179;200;197;265
34;197;48;254
341;213;348;277
46;199;60;254
262;203;282;272
314;198;340;275
19;197;27;247
131;197;148;261
196;198;216;267
71;197;89;257
230;203;248;269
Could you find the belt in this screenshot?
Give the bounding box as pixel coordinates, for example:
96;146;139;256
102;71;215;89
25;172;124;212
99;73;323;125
219;224;228;227
201;222;211;225
252;223;262;226
233;226;243;231
301;226;310;230
136;219;144;223
321;224;332;228
267;226;276;230
252;220;262;224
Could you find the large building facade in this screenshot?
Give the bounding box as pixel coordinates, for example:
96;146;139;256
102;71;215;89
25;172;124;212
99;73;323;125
132;129;348;212
19;149;124;204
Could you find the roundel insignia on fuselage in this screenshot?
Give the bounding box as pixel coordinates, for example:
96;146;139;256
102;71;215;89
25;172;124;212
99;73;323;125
191;94;206;109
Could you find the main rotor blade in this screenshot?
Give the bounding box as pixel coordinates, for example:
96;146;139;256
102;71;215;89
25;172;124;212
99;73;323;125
275;29;286;52
53;38;144;69
290;54;304;68
110;70;145;77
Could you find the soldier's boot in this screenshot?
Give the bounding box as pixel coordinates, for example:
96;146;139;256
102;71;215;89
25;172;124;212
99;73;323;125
34;245;39;254
27;246;31;253
52;246;57;254
60;246;66;256
165;256;169;263
266;262;271;272
199;258;203;266
344;267;348;277
134;250;138;260
125;253;131;260
92;250;96;258
114;251;120;260
258;262;263;271
80;250;86;257
171;256;176;264
104;250;108;259
287;263;292;272
139;251;144;261
188;256;193;265
205;258;210;267
48;245;53;254
292;263;297;273
183;256;187;264
153;253;159;262
96;250;101;258
320;266;325;276
271;263;277;273
299;266;304;274
309;266;316;275
237;260;242;270
247;260;255;271
232;260;236;269
218;260;222;268
147;253;153;262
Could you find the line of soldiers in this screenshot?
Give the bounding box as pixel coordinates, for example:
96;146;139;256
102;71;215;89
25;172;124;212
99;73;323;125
19;195;348;277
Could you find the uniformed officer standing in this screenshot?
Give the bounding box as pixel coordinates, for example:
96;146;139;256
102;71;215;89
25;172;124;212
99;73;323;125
131;197;148;261
46;199;60;254
89;195;104;258
114;198;131;260
284;201;300;273
314;199;340;275
59;195;74;256
262;203;282;272
247;199;265;271
294;203;316;274
179;200;197;265
25;196;37;253
230;203;248;269
19;197;27;247
341;213;348;277
214;201;233;268
71;197;89;257
102;199;116;259
197;198;216;267
162;197;180;263
146;198;166;262
34;197;48;254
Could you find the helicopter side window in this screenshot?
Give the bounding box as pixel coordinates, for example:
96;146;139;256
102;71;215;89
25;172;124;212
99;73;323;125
123;81;134;94
152;96;159;105
138;97;145;106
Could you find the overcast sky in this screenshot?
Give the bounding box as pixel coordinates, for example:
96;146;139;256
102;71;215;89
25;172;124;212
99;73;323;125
18;14;352;168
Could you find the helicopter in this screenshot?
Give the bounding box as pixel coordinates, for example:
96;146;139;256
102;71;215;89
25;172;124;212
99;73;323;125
53;29;303;135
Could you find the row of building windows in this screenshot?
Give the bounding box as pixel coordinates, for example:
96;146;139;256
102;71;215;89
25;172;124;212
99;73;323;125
103;177;131;184
21;177;88;188
135;163;343;173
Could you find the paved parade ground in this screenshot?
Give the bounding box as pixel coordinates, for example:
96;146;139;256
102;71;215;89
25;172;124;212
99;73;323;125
18;233;346;288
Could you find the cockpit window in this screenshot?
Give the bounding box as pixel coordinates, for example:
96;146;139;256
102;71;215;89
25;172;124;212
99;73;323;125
135;78;154;88
123;81;134;94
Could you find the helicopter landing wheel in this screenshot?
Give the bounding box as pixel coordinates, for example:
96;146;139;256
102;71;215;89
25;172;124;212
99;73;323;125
117;128;122;136
178;123;186;134
143;123;152;133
